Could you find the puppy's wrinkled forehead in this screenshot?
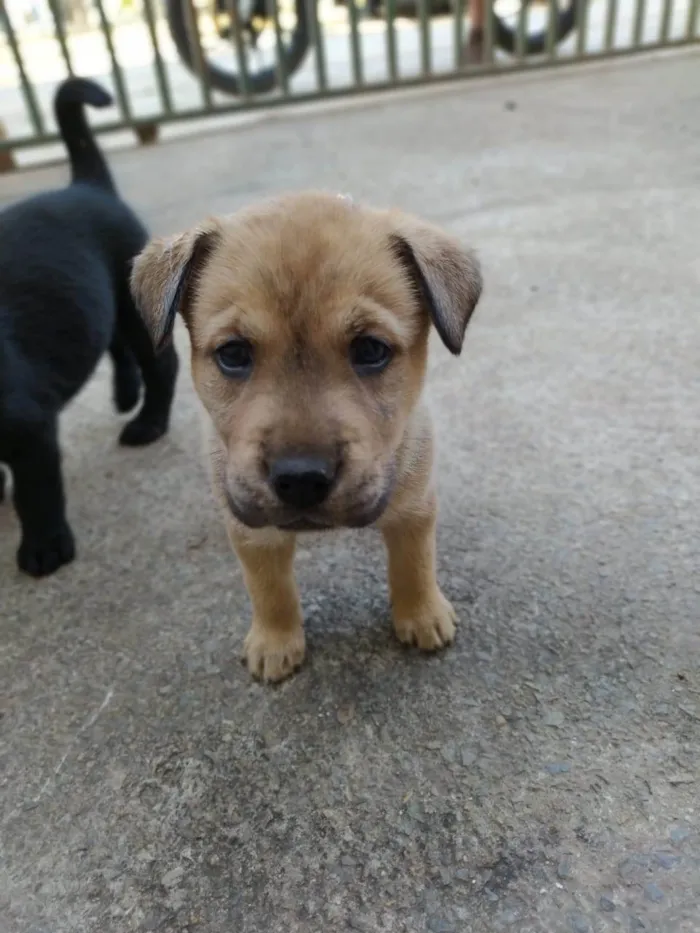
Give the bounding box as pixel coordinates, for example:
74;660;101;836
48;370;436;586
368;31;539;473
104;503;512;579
190;196;420;351
131;190;482;360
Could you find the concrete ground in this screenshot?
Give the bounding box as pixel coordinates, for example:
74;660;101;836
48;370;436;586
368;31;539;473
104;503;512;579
1;51;699;933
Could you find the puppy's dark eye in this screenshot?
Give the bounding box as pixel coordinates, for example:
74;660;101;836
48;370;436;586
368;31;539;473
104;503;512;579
349;336;392;375
215;339;254;378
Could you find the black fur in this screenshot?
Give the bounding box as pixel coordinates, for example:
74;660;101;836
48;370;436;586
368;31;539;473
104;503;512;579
0;77;178;578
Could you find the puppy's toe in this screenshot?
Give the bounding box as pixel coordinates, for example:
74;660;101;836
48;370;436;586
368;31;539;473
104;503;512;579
18;523;76;578
393;593;457;652
119;415;168;447
244;625;306;683
114;368;141;413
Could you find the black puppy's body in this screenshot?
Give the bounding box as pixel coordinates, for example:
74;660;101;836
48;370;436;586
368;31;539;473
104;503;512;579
0;78;178;577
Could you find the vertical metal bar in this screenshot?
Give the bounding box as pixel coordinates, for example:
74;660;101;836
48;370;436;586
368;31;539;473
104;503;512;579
0;4;45;135
453;0;465;68
633;0;647;46
45;0;75;74
417;0;431;74
93;0;132;120
183;0;214;108
270;0;290;95
347;0;364;85
604;0;618;50
483;0;494;63
308;0;328;90
546;0;558;56
575;0;590;55
515;0;528;61
385;0;398;80
142;0;174;113
686;0;699;37
659;0;673;41
226;0;251;99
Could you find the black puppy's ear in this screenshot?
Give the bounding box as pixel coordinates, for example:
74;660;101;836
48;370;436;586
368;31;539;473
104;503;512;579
130;223;220;352
389;216;482;355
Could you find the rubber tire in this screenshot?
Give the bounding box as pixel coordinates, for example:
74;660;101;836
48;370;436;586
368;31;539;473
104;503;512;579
492;0;579;55
165;0;311;95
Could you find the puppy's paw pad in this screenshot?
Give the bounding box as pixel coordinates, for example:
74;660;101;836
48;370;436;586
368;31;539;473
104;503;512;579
114;371;141;413
393;594;457;652
244;626;306;683
18;525;76;578
119;417;168;447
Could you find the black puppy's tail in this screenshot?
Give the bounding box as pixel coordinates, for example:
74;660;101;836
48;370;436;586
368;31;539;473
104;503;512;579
54;77;115;193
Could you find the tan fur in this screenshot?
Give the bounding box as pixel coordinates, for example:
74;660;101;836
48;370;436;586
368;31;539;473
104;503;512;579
131;192;482;682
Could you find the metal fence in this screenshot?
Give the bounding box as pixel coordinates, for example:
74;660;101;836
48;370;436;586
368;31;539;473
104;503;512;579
0;0;698;163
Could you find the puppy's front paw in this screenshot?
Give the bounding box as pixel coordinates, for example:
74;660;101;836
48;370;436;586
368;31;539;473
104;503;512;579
244;624;306;683
18;522;76;578
393;591;456;652
119;415;168;447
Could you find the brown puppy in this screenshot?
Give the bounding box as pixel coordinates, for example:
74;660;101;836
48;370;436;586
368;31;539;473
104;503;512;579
131;192;482;682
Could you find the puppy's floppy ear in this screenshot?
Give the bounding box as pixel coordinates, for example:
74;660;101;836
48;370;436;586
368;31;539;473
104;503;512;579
389;216;482;356
130;222;220;352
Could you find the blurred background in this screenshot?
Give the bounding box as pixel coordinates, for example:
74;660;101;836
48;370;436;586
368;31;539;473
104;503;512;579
1;0;698;167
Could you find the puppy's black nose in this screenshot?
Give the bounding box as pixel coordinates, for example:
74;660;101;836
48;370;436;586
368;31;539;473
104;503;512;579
269;456;336;510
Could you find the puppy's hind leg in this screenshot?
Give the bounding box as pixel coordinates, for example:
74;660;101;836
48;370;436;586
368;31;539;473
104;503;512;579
109;327;141;414
116;292;178;447
10;418;76;577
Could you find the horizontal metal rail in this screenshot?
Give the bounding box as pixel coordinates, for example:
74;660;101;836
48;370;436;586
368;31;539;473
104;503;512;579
0;0;697;161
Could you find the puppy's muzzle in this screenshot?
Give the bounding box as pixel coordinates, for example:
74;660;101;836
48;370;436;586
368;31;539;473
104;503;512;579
268;454;338;511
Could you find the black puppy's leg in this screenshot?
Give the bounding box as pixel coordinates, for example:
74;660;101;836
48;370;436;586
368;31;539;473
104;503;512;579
117;293;178;447
0;465;6;503
11;422;75;577
110;327;141;413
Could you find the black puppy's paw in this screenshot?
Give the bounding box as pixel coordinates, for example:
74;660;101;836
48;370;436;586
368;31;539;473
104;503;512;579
119;415;169;447
18;523;76;578
114;366;142;413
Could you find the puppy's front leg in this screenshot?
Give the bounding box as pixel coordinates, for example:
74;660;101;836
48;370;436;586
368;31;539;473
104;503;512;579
11;421;76;578
229;528;306;682
381;496;456;651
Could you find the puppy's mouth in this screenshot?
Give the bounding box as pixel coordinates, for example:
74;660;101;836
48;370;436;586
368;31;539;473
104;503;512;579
276;516;334;532
225;486;392;532
225;490;270;529
340;485;393;529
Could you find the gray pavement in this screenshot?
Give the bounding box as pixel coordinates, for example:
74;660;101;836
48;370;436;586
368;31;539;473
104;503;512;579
1;51;700;933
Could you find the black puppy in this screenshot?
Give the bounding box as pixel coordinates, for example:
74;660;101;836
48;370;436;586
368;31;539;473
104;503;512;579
0;77;178;577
